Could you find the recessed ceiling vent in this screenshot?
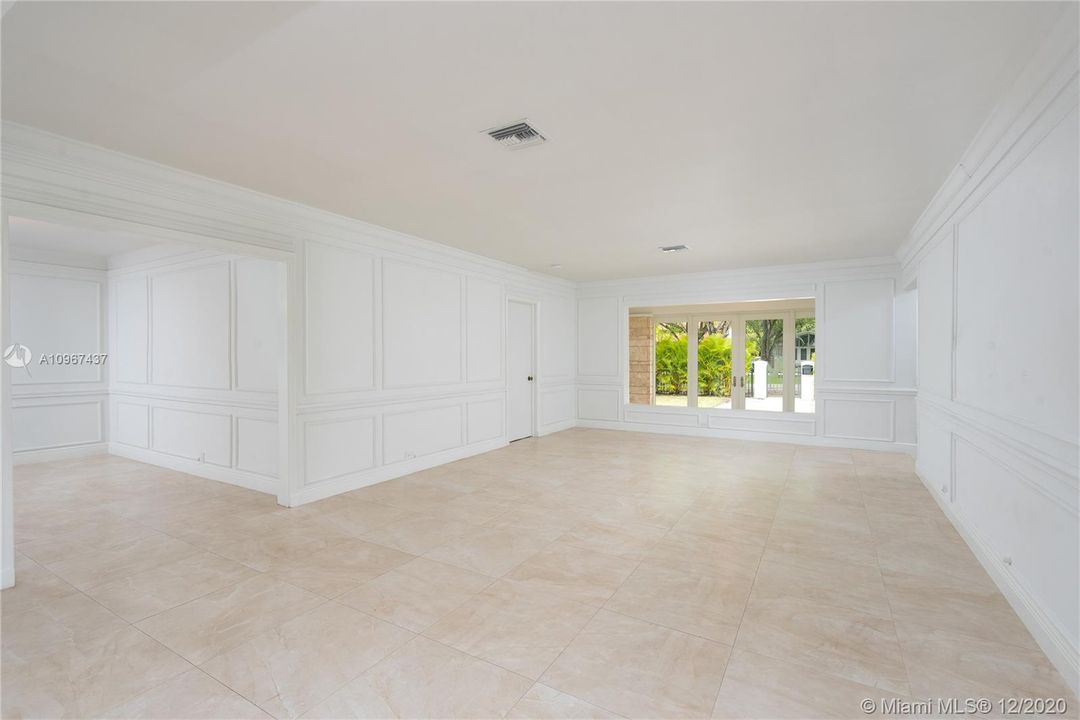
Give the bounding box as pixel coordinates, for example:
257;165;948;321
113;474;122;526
659;244;690;253
486;121;546;150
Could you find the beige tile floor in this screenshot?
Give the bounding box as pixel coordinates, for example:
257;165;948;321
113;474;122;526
2;429;1076;719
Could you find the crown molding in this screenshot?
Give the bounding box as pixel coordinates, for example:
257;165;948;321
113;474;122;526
897;4;1079;277
0;122;574;293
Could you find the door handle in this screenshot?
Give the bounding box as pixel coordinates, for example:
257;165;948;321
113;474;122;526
527;376;534;381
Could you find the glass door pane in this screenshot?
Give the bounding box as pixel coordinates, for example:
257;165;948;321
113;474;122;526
696;319;735;408
744;317;785;412
795;315;815;413
654;320;688;406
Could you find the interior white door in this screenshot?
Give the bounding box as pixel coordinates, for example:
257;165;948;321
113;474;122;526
508;300;535;441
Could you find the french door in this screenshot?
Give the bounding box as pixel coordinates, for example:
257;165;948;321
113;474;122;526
683;311;797;412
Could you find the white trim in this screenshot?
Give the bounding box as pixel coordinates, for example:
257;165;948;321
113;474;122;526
108;441;275;495
916;465;1080;698
13;442;108;465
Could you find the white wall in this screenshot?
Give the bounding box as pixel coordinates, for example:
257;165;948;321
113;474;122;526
294;237;576;505
575;259;917;450
108;250;282;494
899;8;1078;694
9;259;108;462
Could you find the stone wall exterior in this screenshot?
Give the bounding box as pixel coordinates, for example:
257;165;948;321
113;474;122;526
628;315;654;405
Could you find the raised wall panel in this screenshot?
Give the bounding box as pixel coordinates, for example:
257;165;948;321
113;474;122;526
577;297;619;377
916;407;952;500
625;409;699;428
304;417;376;485
540;387;573;427
383;405;462;463
822;398;894;442
542;295;575;379
305;242;375;394
466;398;503;443
115;275;149;384
917;237;954;399
236;417;278;477
465;277;503;383
115;401;150;448
821;278;894;382
10;273;101;385
382;260;462;388
954;109;1079;443
151;263;231;389
235;258;280;392
707;413;816;436
12;401;102;451
151;406;231;466
577;388;620;421
955;438;1079;650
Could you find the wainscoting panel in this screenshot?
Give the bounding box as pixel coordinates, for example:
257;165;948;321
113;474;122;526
304;416;376;486
383;404;463;464
151;405;232;467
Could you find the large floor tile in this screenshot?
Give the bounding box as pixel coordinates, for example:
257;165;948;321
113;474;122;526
201;602;413;719
541;609;731;719
425;579;596;679
44;532;201;591
736;596;910;695
136;574;326;664
424;526;554;577
2;625;190;719
752;552;892;619
670;508;773;547
2;592;128;663
301;636;531;719
606;561;752;645
360;514;481;555
895;621;1076;704
103;669;270;719
0;555;79;618
712;649;905;719
505;542;638;607
506;684;621;720
642;531;763;579
85;551;257;622
556;519;666;561
338;557;493;632
268;538;415;598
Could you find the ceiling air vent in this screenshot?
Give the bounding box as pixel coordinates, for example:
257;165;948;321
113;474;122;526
486;121;546;150
659;244;690;253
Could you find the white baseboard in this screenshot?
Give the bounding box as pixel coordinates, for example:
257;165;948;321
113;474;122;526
576;419;916;455
107;442;277;496
916;466;1080;698
538;419;576;437
290;436;510;507
1;564;13;590
13;442;108;465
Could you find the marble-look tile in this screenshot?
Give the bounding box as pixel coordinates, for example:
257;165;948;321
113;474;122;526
268;539;414;598
712;649;905;719
895;622;1076;704
766;517;879;568
361;514;481;555
670;508;774;547
202;602;413;719
15;517;160;565
753;552;892;619
290;501;416;539
302;636;531;719
505;542;638;607
2;592;128;663
136;574;326;664
642;531;763;579
506;684;621;720
86;551;257;622
338;557;493;632
556;520;666;561
425;580;596;679
736;596;910;695
102;669;270;719
2;625;190;719
0;555;79;618
541;609;731;719
424;527;553;577
882;568;1038;650
606;561;753;645
45;532;200;591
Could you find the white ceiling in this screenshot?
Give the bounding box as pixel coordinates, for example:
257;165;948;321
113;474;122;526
7;217;162;259
1;2;1065;280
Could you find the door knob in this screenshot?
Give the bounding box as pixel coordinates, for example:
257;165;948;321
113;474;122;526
527;376;534;381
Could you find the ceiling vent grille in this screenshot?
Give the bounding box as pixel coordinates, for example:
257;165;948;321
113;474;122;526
486;121;546;150
659;244;690;253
